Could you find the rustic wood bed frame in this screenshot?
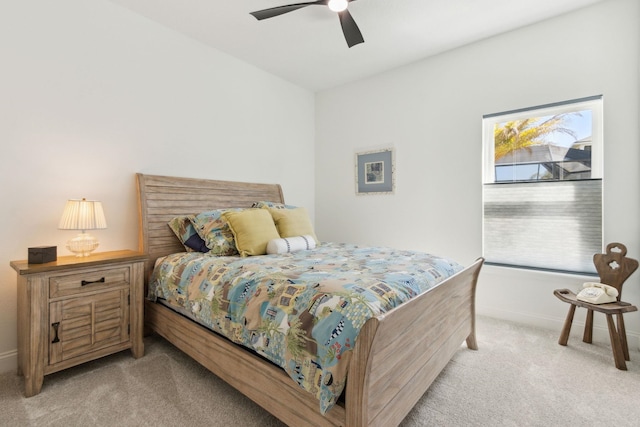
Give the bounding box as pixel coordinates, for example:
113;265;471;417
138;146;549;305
136;173;484;427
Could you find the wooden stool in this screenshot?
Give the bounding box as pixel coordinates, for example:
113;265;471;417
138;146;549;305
554;242;638;370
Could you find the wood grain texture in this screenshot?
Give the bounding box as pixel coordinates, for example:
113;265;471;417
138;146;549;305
130;261;145;359
11;252;146;396
137;173;484;426
136;173;284;281
554;243;639;371
146;301;346;426
49;288;129;363
554;288;638;370
10;250;147;275
361;259;483;426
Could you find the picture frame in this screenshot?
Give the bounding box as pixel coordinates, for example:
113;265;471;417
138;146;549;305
355;148;395;195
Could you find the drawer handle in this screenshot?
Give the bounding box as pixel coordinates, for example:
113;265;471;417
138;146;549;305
51;322;60;344
81;277;105;286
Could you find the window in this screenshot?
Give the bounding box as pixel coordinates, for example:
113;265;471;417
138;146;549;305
482;96;603;274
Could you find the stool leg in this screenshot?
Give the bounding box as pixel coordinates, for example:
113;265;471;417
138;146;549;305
617;313;630;361
559;305;576;346
583;309;593;343
606;314;627;370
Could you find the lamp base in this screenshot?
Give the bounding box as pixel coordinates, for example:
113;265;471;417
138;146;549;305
66;232;100;257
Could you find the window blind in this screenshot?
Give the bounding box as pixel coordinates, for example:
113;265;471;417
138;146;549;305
483;179;602;274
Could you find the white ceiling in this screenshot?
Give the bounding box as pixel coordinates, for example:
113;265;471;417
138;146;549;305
107;0;604;91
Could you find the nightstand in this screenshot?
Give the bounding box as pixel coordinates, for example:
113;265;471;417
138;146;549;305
10;250;146;397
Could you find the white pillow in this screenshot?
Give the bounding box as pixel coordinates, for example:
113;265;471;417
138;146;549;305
266;235;316;254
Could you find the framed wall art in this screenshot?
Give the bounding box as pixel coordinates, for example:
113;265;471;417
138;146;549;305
355;148;395;195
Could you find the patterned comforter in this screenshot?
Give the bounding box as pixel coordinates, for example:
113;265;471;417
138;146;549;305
148;242;463;414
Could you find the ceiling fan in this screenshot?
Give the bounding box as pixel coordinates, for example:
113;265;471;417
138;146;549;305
250;0;364;48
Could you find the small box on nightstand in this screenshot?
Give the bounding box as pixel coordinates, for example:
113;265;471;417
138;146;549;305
28;246;57;264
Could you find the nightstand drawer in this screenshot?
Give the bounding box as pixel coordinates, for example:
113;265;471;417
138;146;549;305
49;266;131;298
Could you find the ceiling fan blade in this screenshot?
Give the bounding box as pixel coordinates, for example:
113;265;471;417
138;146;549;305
338;9;364;48
250;1;327;21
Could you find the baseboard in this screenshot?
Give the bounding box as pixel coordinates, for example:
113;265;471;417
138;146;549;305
0;349;17;375
477;307;640;352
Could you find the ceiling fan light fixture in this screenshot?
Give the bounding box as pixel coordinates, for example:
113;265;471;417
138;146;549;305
328;0;348;13
250;0;363;48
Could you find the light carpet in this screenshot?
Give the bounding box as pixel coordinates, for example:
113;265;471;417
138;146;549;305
1;316;638;426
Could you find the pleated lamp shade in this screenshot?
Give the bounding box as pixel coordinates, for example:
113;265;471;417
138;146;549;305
59;198;107;256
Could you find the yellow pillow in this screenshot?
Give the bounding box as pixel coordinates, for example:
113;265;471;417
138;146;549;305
222;209;280;256
267;207;318;243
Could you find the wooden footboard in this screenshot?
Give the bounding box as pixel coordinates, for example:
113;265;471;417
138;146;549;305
345;257;484;426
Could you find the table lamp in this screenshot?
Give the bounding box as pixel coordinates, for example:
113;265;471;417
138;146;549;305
58;198;107;257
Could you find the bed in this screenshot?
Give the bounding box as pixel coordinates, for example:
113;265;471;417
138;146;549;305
136;173;484;426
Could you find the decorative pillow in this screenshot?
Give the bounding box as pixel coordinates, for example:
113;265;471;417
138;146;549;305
190;209;243;256
266;235;316;254
267;207;318;243
168;215;209;253
252;200;298;210
222;209;280;257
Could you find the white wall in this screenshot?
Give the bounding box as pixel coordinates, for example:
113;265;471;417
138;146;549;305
0;0;315;373
316;0;640;347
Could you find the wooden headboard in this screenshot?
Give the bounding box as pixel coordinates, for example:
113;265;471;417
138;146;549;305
136;173;284;279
